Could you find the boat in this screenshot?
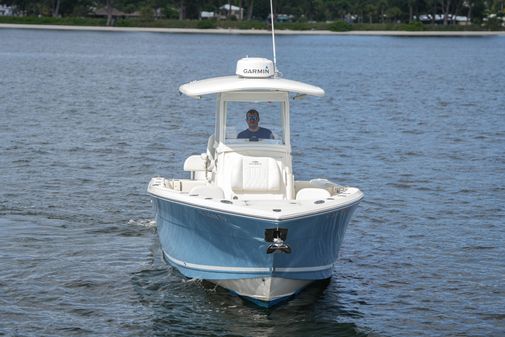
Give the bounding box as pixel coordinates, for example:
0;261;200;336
147;56;363;307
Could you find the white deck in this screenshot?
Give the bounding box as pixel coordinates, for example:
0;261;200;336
148;177;363;221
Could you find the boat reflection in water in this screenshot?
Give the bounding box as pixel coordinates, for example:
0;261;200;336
148;57;363;307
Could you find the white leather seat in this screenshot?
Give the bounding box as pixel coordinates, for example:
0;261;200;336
230;156;283;196
296;188;331;200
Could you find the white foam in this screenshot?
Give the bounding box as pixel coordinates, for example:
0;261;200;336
127;218;156;228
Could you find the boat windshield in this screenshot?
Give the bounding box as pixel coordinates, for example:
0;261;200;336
225;101;284;145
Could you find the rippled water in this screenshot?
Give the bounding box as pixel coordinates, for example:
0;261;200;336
1;29;504;336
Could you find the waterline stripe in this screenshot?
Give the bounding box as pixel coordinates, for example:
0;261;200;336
164;251;269;272
163;250;332;274
275;265;333;272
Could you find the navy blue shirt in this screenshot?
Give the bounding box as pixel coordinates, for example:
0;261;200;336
237;127;274;141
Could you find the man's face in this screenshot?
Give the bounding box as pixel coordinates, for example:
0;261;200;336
246;113;259;129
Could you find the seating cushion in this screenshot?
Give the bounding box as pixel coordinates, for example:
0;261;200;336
183;154;206;172
230;156;282;193
296;188;331;200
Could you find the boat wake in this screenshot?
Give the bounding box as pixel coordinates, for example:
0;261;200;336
127;218;156;228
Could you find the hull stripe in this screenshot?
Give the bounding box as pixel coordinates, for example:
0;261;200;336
163;250;333;274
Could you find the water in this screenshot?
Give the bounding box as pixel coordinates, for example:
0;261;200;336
1;29;504;336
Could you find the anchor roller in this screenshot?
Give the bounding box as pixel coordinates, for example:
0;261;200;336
265;228;291;254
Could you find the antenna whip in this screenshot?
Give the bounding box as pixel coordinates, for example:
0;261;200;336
269;0;277;76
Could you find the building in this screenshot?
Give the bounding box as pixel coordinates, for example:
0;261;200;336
219;4;243;20
0;4;14;16
91;7;140;19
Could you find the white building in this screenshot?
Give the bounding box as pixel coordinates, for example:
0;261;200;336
200;11;217;19
219;4;243;20
0;4;14;16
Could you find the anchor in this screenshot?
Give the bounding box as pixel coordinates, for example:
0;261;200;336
265;228;291;254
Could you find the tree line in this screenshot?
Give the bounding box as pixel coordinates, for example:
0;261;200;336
3;0;505;24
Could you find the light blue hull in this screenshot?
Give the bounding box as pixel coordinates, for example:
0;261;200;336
152;197;359;286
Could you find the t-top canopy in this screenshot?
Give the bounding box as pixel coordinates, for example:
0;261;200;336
179;58;324;98
179;75;325;98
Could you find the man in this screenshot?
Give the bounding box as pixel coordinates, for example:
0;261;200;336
237;109;274;141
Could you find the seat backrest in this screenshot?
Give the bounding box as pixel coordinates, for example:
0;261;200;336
296;187;331;200
230;155;284;196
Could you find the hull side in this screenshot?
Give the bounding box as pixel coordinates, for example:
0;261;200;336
152;197;359;281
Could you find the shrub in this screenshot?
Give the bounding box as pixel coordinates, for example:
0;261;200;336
163;7;179;19
405;22;424;31
328;20;352;32
197;19;217;29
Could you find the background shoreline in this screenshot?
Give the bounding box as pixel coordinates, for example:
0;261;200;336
1;23;504;36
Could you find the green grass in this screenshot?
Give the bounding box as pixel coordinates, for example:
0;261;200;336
352;22;490;31
0;16;107;26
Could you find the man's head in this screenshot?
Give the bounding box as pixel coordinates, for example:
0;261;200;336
246;109;260;131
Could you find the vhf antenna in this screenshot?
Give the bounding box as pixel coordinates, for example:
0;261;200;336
269;0;278;77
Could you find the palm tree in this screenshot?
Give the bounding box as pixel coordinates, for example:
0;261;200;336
246;0;254;20
51;0;60;17
376;0;389;23
365;3;376;23
106;0;113;26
